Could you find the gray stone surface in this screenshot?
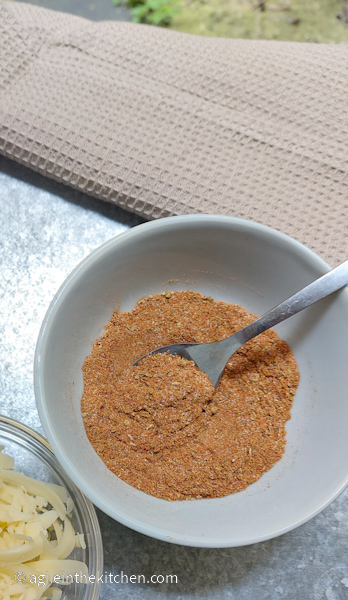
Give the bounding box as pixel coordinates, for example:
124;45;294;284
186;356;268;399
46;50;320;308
0;156;347;599
17;0;131;22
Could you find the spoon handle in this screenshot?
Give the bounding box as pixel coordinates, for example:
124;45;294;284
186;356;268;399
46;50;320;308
234;259;348;346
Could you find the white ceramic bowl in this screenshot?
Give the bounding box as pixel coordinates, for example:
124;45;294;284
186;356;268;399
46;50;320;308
34;215;348;548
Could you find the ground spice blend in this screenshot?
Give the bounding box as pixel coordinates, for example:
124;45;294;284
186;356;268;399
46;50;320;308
82;291;299;501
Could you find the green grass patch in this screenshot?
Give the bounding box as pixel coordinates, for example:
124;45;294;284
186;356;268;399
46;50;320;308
170;0;348;43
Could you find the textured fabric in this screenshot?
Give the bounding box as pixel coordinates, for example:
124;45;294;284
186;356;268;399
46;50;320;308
0;1;347;265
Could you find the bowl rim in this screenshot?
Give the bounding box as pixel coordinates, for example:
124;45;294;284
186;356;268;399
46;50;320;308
34;214;348;547
0;414;103;597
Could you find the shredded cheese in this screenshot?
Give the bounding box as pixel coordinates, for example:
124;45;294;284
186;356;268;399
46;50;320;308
0;447;88;599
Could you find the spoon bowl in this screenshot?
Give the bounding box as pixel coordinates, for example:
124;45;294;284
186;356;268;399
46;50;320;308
134;259;348;386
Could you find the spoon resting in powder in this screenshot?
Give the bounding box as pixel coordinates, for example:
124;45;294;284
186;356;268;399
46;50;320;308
134;259;348;387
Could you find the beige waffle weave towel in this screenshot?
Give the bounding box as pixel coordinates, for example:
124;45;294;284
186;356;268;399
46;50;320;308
0;1;347;265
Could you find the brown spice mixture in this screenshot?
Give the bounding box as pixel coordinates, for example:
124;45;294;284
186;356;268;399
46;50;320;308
82;291;299;501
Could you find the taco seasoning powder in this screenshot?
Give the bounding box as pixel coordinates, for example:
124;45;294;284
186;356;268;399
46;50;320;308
81;291;299;501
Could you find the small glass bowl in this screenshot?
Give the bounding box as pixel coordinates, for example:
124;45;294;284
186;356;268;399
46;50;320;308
0;415;103;600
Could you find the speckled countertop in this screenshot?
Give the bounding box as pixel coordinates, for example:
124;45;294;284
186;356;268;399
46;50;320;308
0;156;347;600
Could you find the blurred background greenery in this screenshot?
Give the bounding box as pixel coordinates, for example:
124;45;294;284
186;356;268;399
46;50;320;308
9;0;348;42
172;0;348;42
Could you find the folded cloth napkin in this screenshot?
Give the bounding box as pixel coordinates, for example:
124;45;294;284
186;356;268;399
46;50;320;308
0;1;347;264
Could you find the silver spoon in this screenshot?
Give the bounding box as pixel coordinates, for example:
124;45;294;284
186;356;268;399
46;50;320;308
134;260;348;387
